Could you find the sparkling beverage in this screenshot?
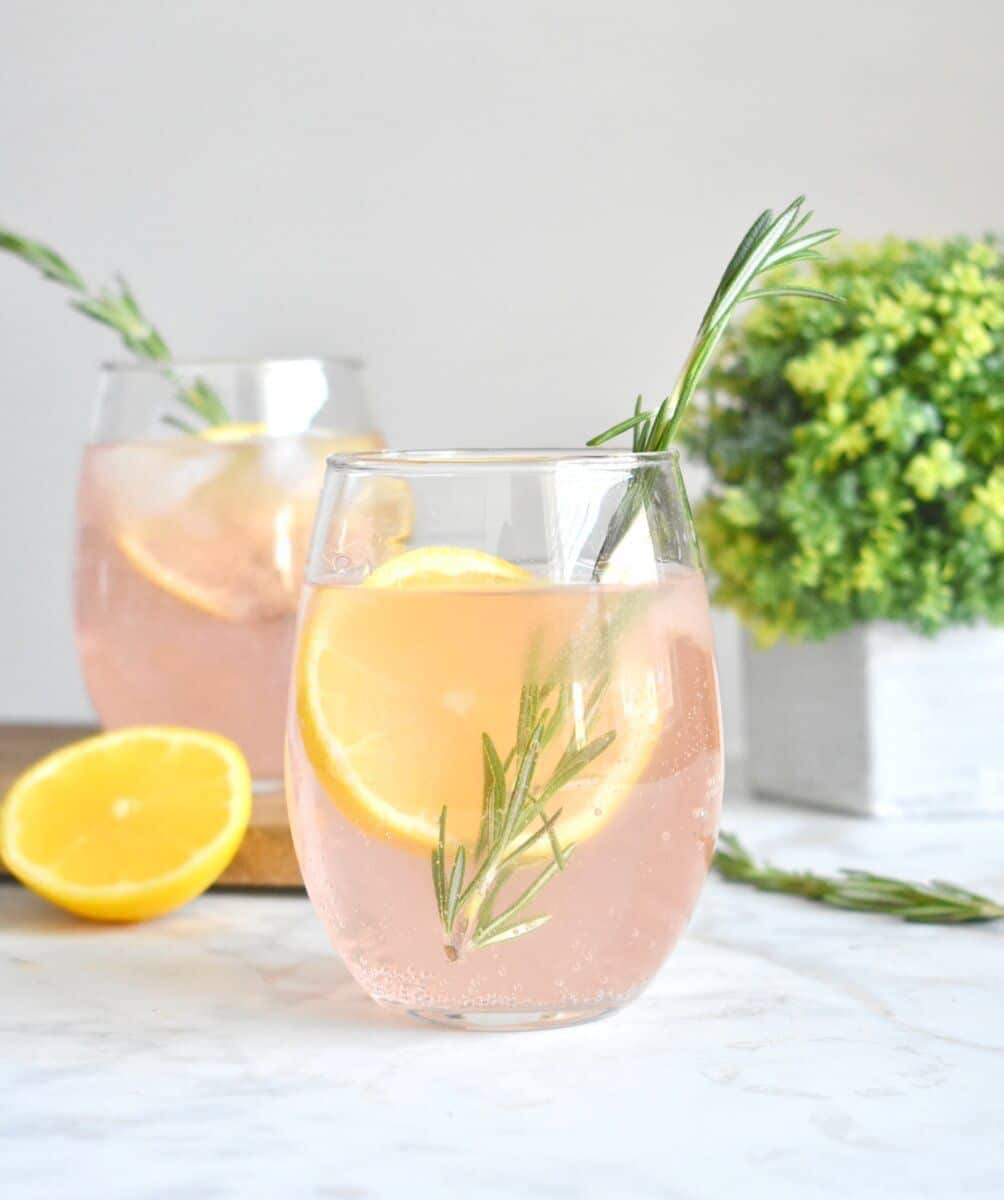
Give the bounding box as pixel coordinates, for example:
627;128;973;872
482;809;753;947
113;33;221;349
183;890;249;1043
75;432;377;781
288;566;722;1024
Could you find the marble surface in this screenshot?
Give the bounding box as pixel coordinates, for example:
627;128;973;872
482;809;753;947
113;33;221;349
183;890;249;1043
3;786;1002;1199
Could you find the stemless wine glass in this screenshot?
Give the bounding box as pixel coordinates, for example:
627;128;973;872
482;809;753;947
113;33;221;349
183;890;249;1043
74;357;384;787
287;449;723;1029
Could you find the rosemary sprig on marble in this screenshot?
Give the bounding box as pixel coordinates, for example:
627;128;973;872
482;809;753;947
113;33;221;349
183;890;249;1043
0;226;228;429
588;195;839;577
433;664;615;961
714;833;1004;924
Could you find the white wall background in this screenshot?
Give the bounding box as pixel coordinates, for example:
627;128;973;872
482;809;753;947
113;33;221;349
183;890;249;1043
2;0;1002;755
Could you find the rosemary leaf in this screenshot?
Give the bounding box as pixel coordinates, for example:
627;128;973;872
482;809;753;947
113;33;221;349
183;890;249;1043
541;807;567;870
485;735;508;823
509;793;548;840
516;684;538;755
445;845;466;931
744;286;842;304
584;670;612;729
587;411;653;447
645;394;673;451
501;808;565;867
761;226;838;270
431;847;445;924
540;729;616;806
631;394;643;450
475;914;552;949
432;807;448;924
476;848;577;945
500;722;544;845
930;880;996;901
187;378;230;425
475;864;517;933
477;733;506;858
161;414;198;435
541;684;571;748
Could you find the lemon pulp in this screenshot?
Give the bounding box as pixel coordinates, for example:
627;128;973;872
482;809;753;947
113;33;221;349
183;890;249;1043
0;727;252;921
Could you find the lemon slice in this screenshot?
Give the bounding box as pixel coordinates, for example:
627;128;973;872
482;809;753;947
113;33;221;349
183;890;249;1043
115;526;283;620
362;544;533;589
0;727;251;922
115;425;315;620
197;422;269;443
111;433;403;621
296;546;659;854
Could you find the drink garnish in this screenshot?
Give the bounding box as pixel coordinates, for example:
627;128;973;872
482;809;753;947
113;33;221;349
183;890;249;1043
0;225;229;429
432;198;841;958
715;834;1004;924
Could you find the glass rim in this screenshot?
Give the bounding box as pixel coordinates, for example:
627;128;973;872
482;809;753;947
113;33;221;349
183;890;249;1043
324;447;681;473
99;354;365;373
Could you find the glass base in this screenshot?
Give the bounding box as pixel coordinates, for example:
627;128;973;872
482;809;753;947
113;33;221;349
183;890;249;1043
400;1004;619;1032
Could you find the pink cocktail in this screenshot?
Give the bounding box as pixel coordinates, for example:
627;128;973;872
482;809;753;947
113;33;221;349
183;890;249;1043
74;358;382;784
286;449;723;1029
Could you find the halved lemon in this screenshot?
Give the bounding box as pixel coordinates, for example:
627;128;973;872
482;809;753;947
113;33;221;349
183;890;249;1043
0;727;252;921
296;546;659;855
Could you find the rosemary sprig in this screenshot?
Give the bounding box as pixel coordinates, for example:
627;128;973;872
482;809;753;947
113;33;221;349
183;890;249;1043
0;226;228;428
434;661;613;960
588;196;839;577
714;833;1004;924
432;196;844;959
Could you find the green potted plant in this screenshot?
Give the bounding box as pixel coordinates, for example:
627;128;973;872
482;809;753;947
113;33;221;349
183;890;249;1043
688;236;1004;816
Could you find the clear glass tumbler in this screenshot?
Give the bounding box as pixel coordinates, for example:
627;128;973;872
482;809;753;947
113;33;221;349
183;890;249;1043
74;357;383;786
286;449;723;1029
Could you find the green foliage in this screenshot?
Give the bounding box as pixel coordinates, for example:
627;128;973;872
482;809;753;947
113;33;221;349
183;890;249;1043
687;237;1004;642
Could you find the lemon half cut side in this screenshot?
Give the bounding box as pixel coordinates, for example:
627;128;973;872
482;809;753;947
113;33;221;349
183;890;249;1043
0;727;252;921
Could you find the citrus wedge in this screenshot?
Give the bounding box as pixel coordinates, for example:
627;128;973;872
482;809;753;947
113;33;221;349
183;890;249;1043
361;544;533;589
197;421;269;443
296;546;659;855
0;727;251;921
110;433;382;622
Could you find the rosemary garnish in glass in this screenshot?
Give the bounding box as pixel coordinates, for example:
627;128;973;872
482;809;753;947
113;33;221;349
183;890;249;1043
433;196;841;960
588;196;839;577
0;226;229;429
433;626;620;960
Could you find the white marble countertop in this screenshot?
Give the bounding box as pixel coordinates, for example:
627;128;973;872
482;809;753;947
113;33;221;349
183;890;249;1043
3;786;1002;1199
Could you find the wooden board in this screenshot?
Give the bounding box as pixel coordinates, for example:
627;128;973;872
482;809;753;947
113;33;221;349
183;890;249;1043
0;723;303;889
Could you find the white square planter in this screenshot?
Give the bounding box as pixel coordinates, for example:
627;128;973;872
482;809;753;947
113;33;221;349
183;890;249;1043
744;623;1004;817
